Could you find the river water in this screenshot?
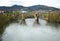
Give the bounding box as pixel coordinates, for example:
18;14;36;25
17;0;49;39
2;19;60;41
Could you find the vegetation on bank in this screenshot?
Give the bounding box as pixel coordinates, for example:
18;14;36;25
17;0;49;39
0;11;60;35
0;13;17;35
43;11;60;23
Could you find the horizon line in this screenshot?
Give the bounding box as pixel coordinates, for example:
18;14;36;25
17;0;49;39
0;4;59;9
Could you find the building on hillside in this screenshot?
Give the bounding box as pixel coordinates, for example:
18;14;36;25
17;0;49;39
0;10;5;13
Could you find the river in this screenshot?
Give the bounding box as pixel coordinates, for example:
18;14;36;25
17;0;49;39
1;19;60;41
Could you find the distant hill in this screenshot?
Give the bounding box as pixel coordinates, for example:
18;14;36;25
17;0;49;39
0;5;60;11
27;5;60;11
0;5;24;11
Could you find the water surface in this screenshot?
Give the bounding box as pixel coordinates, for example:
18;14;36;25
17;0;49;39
2;19;60;41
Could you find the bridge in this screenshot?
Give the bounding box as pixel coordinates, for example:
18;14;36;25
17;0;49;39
1;12;48;25
18;13;40;25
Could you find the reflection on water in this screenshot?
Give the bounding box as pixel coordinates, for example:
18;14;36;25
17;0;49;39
2;19;60;41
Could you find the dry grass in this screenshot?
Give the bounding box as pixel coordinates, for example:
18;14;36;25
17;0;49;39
0;11;60;35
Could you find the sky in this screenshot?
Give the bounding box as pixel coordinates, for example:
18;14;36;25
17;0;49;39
0;0;60;8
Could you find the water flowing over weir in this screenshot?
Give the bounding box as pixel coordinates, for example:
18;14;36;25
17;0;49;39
1;19;60;41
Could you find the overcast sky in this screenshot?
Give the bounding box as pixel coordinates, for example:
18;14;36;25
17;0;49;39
0;0;60;8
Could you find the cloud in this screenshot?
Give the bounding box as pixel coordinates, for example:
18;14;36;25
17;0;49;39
0;0;60;8
0;0;12;6
19;0;60;8
0;0;23;6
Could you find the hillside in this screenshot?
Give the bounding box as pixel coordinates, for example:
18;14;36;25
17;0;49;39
0;5;60;11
